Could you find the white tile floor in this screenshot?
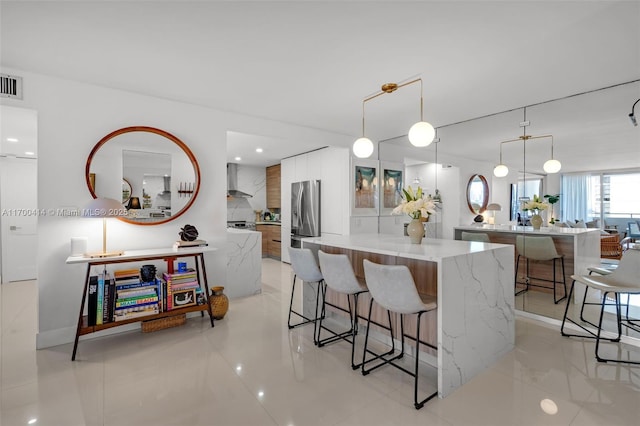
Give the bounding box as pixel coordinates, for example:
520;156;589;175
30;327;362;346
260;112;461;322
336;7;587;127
2;258;640;426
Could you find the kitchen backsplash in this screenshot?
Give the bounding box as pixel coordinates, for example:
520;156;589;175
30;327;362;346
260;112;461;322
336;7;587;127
227;164;267;222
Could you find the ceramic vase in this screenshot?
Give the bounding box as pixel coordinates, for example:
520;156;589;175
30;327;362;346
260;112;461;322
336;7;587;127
209;286;229;319
531;214;543;230
406;218;425;244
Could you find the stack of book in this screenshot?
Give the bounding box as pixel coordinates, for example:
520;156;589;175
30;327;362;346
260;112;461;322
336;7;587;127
88;271;115;326
162;270;200;310
173;239;208;249
113;268;161;321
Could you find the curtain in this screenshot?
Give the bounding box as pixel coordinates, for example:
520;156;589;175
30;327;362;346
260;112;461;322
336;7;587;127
561;174;590;222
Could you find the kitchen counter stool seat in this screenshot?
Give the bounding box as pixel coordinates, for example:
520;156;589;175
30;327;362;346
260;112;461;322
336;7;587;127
361;259;438;409
287;247;324;344
316;250;369;369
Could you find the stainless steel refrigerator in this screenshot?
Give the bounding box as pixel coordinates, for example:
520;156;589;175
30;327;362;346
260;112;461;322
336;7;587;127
291;180;321;248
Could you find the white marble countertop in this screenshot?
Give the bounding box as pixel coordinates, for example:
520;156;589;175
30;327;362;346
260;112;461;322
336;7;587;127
302;233;511;262
227;228;260;234
454;224;601;236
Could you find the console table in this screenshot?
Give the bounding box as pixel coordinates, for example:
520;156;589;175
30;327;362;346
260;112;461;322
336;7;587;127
66;246;216;360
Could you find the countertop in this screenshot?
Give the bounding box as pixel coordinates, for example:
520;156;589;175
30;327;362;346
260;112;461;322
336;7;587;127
302;233;511;263
454;224;602;236
227;228;260;234
255;221;281;226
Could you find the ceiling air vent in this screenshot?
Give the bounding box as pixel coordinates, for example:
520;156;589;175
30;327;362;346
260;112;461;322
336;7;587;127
0;74;23;99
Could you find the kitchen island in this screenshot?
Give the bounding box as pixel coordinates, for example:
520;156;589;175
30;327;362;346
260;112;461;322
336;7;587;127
454;225;600;303
302;234;514;398
226;228;262;298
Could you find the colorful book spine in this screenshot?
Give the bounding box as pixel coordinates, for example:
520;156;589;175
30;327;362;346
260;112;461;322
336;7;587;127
114;308;160;322
117;287;157;298
115;296;159;308
114;300;159;314
170;281;200;291
96;273;104;325
87;275;98;326
115;281;151;290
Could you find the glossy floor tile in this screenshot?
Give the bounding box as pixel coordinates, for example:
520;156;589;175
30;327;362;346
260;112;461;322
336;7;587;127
2;259;640;426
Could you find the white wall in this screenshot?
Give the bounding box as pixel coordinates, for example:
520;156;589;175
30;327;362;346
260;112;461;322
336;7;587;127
0;68;352;349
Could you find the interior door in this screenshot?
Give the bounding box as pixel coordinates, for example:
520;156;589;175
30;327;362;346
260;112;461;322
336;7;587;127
0;156;38;282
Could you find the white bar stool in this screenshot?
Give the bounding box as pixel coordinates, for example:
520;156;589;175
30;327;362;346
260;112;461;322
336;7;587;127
287;247;324;344
361;259;438;409
515;235;567;304
316;250;369;369
561;250;640;364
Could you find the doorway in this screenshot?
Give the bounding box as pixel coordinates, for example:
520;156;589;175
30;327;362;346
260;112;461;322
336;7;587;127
0;105;38;283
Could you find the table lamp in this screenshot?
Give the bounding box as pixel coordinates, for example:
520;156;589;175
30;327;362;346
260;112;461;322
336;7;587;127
486;203;502;224
82;197;127;258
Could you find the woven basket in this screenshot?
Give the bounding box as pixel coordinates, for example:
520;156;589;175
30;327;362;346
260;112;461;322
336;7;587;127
141;314;186;333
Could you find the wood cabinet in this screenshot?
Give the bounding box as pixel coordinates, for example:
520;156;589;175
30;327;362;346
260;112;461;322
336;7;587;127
266;164;281;209
256;224;281;259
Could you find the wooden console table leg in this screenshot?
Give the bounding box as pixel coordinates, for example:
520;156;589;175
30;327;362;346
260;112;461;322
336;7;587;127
199;253;215;327
72;264;92;361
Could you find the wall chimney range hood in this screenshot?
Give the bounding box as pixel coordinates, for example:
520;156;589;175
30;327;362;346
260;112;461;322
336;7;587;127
226;163;253;198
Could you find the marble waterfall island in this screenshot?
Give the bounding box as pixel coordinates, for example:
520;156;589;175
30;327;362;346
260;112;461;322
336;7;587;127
226;228;262;298
302;234;515;398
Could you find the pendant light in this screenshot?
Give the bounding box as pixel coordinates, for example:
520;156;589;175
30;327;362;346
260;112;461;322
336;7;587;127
494;115;561;177
352;78;435;158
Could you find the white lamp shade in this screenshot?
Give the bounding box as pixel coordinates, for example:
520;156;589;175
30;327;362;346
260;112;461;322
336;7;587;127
543;158;562;173
82;197;127;218
493;164;509;177
353;137;374;158
408;121;435;147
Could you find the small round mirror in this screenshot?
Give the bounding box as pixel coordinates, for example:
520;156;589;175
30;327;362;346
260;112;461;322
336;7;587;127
86;126;200;225
466;174;489;214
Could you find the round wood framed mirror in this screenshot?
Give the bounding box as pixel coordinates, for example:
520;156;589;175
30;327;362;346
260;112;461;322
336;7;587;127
466;174;489;214
86;126;201;225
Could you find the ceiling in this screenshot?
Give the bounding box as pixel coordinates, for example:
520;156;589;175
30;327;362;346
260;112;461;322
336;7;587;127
1;1;639;169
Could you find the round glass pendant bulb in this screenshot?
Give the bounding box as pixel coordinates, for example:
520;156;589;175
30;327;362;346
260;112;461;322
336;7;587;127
408;121;435;147
543;159;562;173
493;164;509;177
353;137;374;158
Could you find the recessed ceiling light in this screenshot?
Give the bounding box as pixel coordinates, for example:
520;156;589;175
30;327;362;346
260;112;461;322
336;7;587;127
256;148;263;153
7;137;18;143
28;419;38;425
235;156;242;161
25;151;35;156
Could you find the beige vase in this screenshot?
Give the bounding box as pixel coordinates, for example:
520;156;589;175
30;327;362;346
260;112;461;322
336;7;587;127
531;214;543;230
406;218;425;244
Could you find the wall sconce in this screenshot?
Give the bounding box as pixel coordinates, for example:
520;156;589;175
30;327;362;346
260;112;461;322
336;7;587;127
352;78;435;158
493;134;561;177
630;98;639;126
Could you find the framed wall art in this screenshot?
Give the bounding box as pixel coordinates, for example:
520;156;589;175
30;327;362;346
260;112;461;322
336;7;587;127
380;161;404;216
351;158;379;216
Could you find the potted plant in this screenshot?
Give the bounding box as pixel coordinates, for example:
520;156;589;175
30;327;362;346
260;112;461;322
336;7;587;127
544;194;560;224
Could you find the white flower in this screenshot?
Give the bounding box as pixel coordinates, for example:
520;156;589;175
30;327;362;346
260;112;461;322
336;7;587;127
392;187;436;219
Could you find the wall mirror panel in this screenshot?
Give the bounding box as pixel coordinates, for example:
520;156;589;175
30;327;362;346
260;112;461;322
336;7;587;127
86;126;200;225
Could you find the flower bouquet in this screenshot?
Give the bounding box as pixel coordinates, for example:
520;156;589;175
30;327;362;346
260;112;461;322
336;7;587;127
392;186;436;220
522;194;549;215
522;195;548;229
